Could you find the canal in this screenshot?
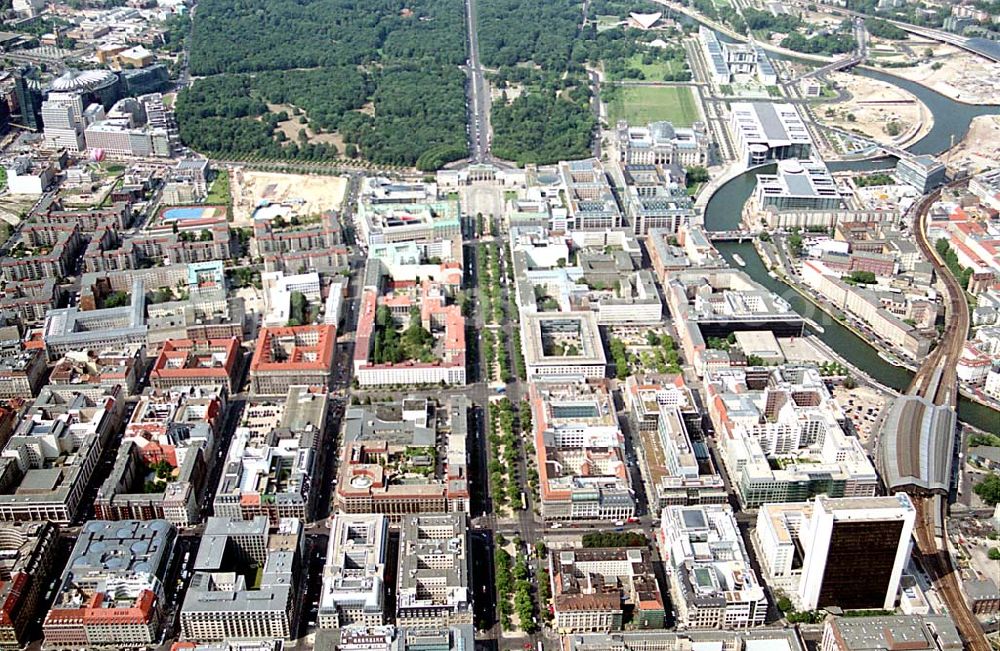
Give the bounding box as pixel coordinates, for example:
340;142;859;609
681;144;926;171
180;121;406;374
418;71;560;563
701;67;1000;432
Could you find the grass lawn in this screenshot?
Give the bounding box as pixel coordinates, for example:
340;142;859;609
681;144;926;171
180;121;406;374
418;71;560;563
612;53;687;81
596;14;622;30
606;86;699;126
205;169;231;205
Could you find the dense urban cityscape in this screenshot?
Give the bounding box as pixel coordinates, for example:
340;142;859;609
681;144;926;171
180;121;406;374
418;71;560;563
0;0;996;649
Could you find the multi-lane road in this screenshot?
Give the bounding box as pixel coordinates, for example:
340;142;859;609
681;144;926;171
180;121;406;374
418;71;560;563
464;0;491;162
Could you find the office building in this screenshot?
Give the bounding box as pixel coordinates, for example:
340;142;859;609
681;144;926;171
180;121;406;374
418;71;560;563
180;517;302;643
150;337;242;393
565;629;806;651
120;65;170;96
48;68;121;110
754;494;915;611
617;164;695;236
395;513;472;629
353;269;467;387
698;27;777;86
356;191;460;250
895;155;946;193
558;159;623;230
0;348;47;399
332;625;477;651
659;504;768;629
319;514;389;629
0;387;122;524
729;102;812;165
664;270;804;376
521;312;607;381
797;494;915;611
48;347;146;397
41;91;90;152
530;382;634;521
752;159;844;210
705;366;877;508
821;615;962;651
214;386;326;523
43;279;148;358
643;387;727;509
96;385;225;526
249;325;335;395
4;156;55;195
550;547;665;633
13;72;41;131
43;520;176;649
335;397;469;519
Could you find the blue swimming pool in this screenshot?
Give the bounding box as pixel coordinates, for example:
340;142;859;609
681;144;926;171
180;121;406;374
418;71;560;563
162;207;212;221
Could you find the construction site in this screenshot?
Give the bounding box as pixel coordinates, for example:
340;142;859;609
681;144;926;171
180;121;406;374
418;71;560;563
228;167;349;226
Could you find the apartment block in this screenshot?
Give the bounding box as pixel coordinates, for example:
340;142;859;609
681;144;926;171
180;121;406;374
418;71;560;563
253;210;345;273
0;223;83;283
801;260;932;358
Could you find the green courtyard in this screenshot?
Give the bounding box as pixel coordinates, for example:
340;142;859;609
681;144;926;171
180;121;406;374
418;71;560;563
606;85;700;127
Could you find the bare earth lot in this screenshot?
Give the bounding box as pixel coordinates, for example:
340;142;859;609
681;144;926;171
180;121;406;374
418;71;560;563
229;169;349;225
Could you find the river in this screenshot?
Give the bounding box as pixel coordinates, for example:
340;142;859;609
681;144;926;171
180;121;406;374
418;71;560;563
701;65;1000;432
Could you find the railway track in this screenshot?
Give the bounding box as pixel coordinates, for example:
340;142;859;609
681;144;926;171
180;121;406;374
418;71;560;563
906;182;987;650
912;496;991;651
907;184;970;405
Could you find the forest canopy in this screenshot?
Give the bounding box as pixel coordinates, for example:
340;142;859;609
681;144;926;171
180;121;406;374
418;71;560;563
176;0;468;169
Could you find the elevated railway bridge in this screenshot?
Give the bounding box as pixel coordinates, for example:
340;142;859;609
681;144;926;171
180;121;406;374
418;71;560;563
877;183;987;651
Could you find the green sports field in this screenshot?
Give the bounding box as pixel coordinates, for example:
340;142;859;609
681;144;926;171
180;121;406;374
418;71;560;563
606;86;700;126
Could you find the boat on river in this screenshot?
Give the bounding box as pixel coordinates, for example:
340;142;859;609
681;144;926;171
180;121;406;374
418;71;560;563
878;351;906;367
804;317;825;334
732;253;746;267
